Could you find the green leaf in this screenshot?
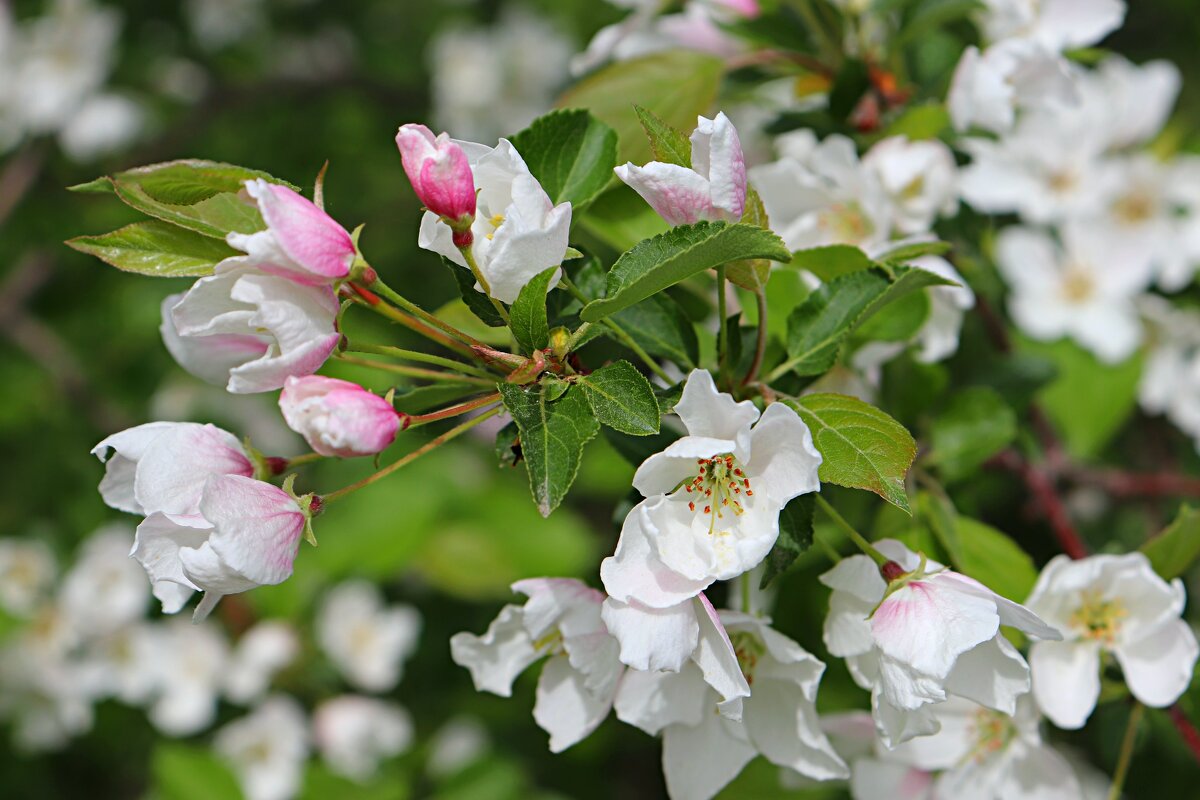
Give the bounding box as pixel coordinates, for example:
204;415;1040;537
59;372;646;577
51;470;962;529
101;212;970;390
726;186;773;292
560;50;725;164
782;270;890;375
619;295;701;368
67;176;116;194
441;257;506;327
1141;505;1200;581
760;494;815;588
883;103;951;140
852;290;930;343
874;239;952;263
928;386;1018;481
633;105;692;167
510;109;619;208
152;744;240;800
789;244;873;281
509;266;559;353
66;220;240;277
495;422;522;467
954;515;1039;603
580;221;791;322
918;489;964;568
788;394;916;512
578;360;660;436
498;383;599;516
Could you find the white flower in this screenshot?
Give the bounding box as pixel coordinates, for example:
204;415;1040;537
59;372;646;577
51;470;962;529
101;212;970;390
427;716;490;778
162;264;341;394
994;224;1149;364
1137;297;1200;449
317;580;421;693
451;578;624;752
750;131;893;252
58;524;148;635
614;611;847;800
571;2;744;77
224;621;301;705
57;92;143;161
978;0;1125;52
215;695;309;800
910;255;975;365
147;618;229;736
1025;553;1200;729
947;41;1077;134
0;538;56;617
1078;55;1181;152
861;137;958;235
131;475;309;621
615;112;747;226
418;138;571;303
92;421;254;517
77;622;160;707
313;695;413;782
820;539;1060;747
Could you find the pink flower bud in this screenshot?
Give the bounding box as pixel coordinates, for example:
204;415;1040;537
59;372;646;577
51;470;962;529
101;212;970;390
395;124;476;228
279;375;401;458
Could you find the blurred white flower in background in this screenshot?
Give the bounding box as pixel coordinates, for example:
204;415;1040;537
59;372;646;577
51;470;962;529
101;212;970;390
225;621;301;705
215;695;309;800
317;580;422;692
313;695;414;781
0;538;56;617
148;617;230;736
58;524;148;634
185;0;265;50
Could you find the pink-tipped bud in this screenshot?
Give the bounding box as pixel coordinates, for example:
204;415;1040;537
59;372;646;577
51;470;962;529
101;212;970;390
396;123;476;227
279;376;401;458
880;560;906;582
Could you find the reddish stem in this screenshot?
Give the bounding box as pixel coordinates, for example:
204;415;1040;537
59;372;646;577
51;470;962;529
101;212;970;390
1069;468;1200;499
989;451;1090;560
1168;706;1200;762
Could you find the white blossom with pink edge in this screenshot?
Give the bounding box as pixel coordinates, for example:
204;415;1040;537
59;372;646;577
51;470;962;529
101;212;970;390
1025;553;1199;730
615;112;746;226
162;263;341;393
92;421;253;516
820;539;1061;748
614;611;847;800
313;695;414;782
130;474;309;621
279;375;401;458
226;178;354;286
418;138;570;303
451;578;624;753
395;123;476;231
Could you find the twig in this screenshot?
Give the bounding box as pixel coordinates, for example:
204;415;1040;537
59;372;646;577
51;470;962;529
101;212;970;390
1168;705;1200;763
1067;467;1200;499
988;450;1090;560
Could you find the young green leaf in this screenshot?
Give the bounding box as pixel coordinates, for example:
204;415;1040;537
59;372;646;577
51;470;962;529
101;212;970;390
114;160;300;205
498;383;600;517
954;516;1040;603
510;109;619;208
66;221;240;277
874;239;952;263
613;294;701;369
578;360;661;436
928;386;1018;482
580;222;791;322
441;257;506;327
760;494;815;588
781;269;890;376
789;244;873;281
633;105;692;167
1141;505;1200;581
787;394;916;513
509;266;560;353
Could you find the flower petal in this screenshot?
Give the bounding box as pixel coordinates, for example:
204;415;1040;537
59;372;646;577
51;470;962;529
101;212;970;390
198;475;305;586
1116;619;1200;708
691;594;750;714
449;604;539;697
600;502;710;608
1030;639;1101;729
871;579;1000;680
744;401;822;506
600;597;699;672
944;635;1031;715
533;654;612;753
662;711;756;800
745;678;849;781
614;663;709;735
674;369;760;445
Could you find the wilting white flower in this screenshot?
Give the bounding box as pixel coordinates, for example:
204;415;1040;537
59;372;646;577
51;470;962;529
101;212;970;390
147;617;229;736
215;695;309;800
947;41;1077;134
452;578;624;752
224;621;301;705
751;131;893;252
862;137;958;235
1025;553;1200;729
132;475;309;621
58;524;148;634
418;138;571;303
977;0;1125;52
163;265;341;393
92;421;253;517
317;580;421;692
994;224;1150;364
313;695;413;782
615;611;847;800
0;538;56;617
820;539;1060;747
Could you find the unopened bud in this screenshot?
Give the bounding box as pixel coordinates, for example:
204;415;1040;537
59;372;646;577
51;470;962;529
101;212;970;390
396;123;477;223
548;326;571;359
880;560;906;582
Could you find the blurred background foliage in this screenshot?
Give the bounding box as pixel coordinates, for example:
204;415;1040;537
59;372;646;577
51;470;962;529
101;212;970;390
3;0;1200;798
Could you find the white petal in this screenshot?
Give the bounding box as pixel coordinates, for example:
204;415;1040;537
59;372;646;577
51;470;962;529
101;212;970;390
1000;740;1084;800
851;758;936;800
614;662;709;735
745;402;822;506
450;605;539;697
511;577;605;639
872;688;939;748
615;161;717;226
944;635;1031;715
533;654;612;752
600;501;709;608
601;597;699;672
662;712;756;800
744;678;849;781
131;512;208;612
1116;619;1200;708
132;424;252;516
1029;639;1101;729
819;554;887;605
91;422;177;514
690;594;750;713
871;579;1000;680
674;369;759;444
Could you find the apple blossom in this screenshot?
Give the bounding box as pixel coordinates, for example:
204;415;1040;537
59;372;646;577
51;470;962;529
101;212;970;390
0;538;56;617
910;255;975;365
820;539;1060;747
224;621;301;705
278;375;401;458
58;525;148;634
417;137;571;303
572;2;745;77
993;224;1150;364
396;123;476;239
215;695;309;800
1024;553;1200;729
77;622;159;707
226;178;354;286
1138;297;1200;451
57;92;144;162
947;40;1077;134
162;264;341;393
147;617;229;735
614;611;847;800
1081;55;1181;152
978;0;1126;53
861;137;958;236
317;580;421;692
451;578;624;752
614;112;746;226
131;474;310;621
0;621;94;751
313;695;414;782
92;421;253;516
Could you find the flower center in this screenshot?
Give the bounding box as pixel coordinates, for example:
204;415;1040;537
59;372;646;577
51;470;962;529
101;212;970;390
681;455;753;523
484;213;505;241
1047;169;1077;194
965;708;1017;764
1069;590;1127;644
820;202;873;244
532;628;565;656
729;630;765;685
1060;266;1094;303
1112;191;1154;224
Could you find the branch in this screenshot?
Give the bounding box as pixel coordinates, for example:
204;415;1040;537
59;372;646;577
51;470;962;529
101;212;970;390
988;450;1090;560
